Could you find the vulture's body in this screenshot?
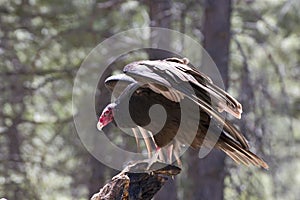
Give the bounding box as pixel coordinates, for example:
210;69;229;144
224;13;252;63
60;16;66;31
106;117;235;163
98;58;268;169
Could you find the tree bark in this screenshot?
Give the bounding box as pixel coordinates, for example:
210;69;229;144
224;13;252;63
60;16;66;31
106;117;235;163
202;0;231;89
147;0;175;60
146;1;178;199
187;0;231;199
90;162;180;200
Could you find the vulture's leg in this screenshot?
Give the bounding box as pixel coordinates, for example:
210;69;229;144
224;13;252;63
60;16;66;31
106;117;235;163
131;128;141;153
146;130;166;162
145;147;162;170
167;144;174;163
135;127;170;170
173;149;182;167
171;141;182;167
158;148;166;162
166;143;182;166
137;126;153;158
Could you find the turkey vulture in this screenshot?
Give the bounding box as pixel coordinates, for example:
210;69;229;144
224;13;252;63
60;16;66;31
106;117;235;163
97;58;268;169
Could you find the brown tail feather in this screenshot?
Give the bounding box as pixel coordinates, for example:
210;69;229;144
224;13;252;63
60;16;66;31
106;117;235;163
217;139;269;169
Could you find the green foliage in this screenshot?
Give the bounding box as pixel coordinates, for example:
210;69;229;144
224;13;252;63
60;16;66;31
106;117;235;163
224;1;300;199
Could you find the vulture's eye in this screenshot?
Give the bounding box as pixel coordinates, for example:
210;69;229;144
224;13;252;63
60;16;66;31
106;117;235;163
104;111;109;116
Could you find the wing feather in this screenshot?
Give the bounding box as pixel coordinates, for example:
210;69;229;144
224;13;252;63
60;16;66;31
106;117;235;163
123;59;248;149
103;58;267;169
124;59;242;118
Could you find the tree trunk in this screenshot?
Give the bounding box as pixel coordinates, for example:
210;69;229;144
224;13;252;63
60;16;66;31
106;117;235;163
146;1;178;199
187;0;231;199
147;0;175;60
202;0;231;89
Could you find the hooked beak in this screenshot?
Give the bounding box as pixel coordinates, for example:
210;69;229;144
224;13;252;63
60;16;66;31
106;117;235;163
97;122;104;131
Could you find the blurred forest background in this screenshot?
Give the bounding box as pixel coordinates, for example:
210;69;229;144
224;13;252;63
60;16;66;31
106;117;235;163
1;0;300;199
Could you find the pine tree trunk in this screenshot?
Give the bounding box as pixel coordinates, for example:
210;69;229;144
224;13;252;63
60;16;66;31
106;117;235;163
146;0;178;199
147;0;176;60
187;0;232;199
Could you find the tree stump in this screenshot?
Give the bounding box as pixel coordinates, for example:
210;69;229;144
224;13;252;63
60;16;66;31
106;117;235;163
91;161;181;200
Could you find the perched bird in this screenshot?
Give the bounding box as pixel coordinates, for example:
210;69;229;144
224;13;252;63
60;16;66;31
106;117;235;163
97;58;268;169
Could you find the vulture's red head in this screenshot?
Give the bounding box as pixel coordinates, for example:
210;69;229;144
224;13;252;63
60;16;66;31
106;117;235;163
97;103;116;131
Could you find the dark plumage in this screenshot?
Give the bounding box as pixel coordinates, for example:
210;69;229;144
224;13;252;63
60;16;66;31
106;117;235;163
98;58;268;169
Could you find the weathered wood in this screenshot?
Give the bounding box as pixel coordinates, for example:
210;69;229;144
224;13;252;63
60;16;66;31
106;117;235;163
91;162;181;200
